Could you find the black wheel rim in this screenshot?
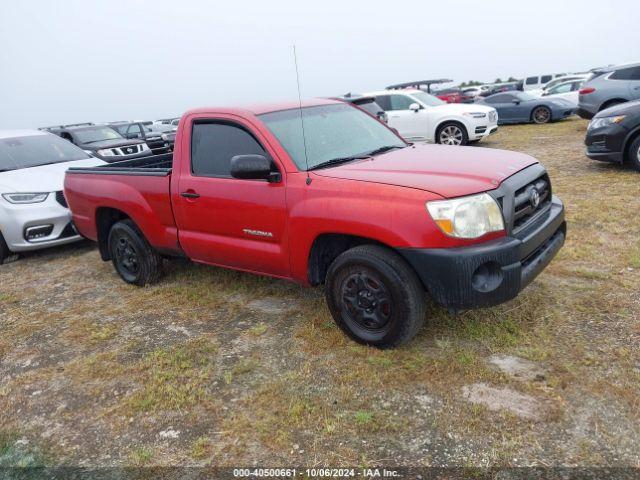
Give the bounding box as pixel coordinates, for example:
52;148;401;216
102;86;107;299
114;235;139;279
340;271;392;332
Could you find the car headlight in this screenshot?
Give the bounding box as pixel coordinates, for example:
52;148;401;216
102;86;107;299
97;148;115;157
141;143;150;151
161;133;168;140
2;193;49;204
426;193;504;239
588;115;626;130
462;112;487;118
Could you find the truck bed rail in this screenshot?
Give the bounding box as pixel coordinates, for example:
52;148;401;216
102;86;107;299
67;153;173;176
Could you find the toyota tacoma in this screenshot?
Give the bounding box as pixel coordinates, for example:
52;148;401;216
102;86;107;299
64;99;566;348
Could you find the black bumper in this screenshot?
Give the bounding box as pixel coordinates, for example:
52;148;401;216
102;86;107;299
584;124;626;163
398;197;566;310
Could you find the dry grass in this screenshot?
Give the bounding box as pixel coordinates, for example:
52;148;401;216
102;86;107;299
0;117;639;467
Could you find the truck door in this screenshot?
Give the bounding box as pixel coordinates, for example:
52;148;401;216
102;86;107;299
172;117;289;277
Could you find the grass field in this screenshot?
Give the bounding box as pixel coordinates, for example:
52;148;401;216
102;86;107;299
1;117;639;468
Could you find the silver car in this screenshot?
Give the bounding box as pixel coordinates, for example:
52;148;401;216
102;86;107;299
0;130;105;263
578;62;640;119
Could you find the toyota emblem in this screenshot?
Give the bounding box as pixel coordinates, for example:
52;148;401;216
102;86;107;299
530;188;540;209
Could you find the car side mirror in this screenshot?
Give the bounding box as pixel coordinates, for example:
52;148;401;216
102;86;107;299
409;103;421;112
230;154;280;182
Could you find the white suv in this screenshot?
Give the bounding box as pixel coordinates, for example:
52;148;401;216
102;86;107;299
364;89;498;145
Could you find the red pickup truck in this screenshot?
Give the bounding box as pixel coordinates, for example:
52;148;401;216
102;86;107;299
64;99;566;348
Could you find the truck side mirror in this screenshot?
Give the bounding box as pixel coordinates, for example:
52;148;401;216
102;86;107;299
230;154;280;182
409;103;421;112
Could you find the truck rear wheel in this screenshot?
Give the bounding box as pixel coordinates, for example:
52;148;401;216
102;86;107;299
325;245;426;348
107;219;162;286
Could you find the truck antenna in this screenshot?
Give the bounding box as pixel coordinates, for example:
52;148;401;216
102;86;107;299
293;45;312;185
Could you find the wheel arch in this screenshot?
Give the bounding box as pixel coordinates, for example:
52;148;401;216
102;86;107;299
599;98;629;112
95;207;132;261
307;233;393;286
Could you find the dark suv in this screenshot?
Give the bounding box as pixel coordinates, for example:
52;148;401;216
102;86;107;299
108;122;172;154
42;124;152;162
585;99;640;171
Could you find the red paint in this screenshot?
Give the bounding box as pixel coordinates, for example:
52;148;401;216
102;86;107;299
64;99;538;286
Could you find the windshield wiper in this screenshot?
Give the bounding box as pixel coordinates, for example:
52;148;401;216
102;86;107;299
308;154;371;171
366;145;404;156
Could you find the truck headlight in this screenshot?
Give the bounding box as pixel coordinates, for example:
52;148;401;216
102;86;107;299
426;193;504;239
588;115;626;130
141;143;150;151
2;193;49;204
462;112;487;118
97;148;115;157
161;133;168;140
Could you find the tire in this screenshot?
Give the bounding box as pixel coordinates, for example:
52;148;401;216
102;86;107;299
628;135;640;172
107;219;162;286
0;232;10;265
325;245;426;348
436;122;469;146
531;106;551;124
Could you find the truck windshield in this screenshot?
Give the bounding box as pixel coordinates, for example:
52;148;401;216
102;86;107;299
0;134;91;171
73;127;123;144
260;104;406;171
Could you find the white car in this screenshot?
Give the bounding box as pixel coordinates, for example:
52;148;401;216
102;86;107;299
541;79;586;107
364;89;499;145
527;74;590;97
0;130;105;263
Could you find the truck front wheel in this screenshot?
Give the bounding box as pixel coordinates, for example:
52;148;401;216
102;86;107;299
0;232;10;265
325;245;426;348
107;219;162;286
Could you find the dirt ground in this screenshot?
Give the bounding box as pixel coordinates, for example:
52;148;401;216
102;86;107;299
1;118;639;469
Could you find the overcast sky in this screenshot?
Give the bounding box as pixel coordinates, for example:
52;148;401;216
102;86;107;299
1;0;638;129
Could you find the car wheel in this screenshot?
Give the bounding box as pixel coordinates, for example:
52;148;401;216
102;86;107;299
325;245;426;348
107;219;162;286
437;122;469;146
628;135;640;172
0;232;10;265
531;106;552;124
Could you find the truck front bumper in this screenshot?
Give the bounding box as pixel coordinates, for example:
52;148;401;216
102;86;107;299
398;197;565;310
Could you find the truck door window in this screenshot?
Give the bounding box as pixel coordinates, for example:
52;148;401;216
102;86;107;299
525;76;538;85
191;122;267;178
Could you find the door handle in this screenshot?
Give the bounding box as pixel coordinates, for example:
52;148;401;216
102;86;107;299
180;191;200;199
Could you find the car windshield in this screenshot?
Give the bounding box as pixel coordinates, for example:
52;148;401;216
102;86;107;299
410;91;446;107
0;134;91;171
72;127;123;144
260;103;406;171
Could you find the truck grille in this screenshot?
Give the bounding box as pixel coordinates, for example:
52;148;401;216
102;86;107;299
512;174;551;231
489;164;552;236
55;190;68;208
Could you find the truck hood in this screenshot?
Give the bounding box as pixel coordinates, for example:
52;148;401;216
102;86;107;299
0;158;105;193
312;143;538;198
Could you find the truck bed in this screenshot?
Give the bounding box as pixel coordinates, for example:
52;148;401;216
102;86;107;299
67;153;173;176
